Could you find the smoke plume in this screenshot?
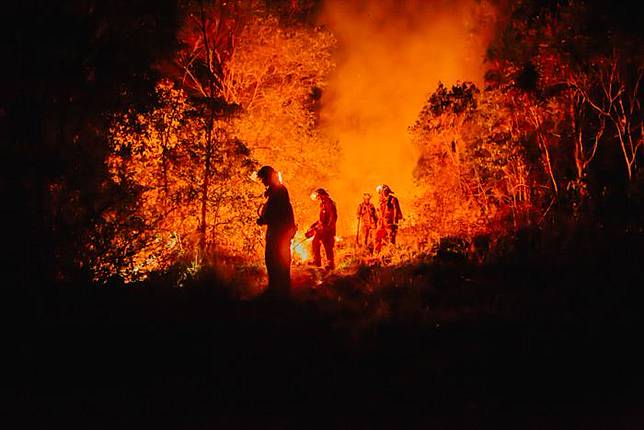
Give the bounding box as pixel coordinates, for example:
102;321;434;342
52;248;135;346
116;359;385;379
319;0;495;234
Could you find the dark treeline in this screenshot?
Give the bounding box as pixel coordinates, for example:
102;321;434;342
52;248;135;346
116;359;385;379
2;1;180;288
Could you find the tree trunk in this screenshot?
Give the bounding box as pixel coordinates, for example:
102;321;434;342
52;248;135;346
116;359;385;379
199;114;213;258
539;136;559;195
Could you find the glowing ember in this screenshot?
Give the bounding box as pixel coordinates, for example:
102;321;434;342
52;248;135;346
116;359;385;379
291;233;310;262
310;191;318;201
278;171;283;184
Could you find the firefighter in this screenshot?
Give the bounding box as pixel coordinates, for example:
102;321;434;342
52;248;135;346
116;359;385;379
256;165;296;297
310;188;337;270
375;184;403;252
356;193;378;250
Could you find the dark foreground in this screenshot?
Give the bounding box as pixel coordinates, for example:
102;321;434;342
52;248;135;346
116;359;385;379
5;231;644;429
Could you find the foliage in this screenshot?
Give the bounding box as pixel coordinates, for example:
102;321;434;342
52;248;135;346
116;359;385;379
411;82;537;239
411;0;643;248
486;0;643;207
224;15;338;225
2;0;180;285
93;81;257;281
91;5;338;281
10;0;641;284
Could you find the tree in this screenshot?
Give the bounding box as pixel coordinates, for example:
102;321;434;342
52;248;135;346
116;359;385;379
96;80;257;282
411;81;539;238
223;15;337;227
174;0;250;258
93;3;337;281
1;0;179;285
570;54;643;181
486;0;643;215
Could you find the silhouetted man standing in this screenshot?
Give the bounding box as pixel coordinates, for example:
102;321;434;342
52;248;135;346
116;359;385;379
310;188;337;270
256;166;296;297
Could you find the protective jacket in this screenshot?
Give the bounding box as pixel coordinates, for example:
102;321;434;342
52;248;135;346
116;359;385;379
318;196;338;236
379;194;402;226
258;184;296;239
357;201;378;227
312;195;337;269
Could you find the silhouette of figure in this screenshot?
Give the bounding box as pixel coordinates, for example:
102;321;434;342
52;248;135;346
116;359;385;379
256;166;296;297
310;188;337;270
356;193;378;250
375;184;403;252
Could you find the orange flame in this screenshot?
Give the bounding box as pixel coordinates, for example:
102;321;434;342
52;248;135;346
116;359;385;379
319;0;494;236
291;232;310;262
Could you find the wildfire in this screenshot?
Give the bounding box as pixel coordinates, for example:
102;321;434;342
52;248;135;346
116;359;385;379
291;232;311;262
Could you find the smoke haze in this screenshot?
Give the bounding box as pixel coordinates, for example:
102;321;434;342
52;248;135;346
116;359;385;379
319;0;495;234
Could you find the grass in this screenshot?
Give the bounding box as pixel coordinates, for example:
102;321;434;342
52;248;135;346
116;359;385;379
5;229;644;428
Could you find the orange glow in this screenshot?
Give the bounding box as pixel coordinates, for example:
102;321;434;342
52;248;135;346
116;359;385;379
319;0;496;235
291;232;310;262
89;1;633;285
96;2;506;282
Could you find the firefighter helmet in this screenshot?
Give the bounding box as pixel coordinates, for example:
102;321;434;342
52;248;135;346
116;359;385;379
315;188;329;197
379;184;393;194
256;165;276;180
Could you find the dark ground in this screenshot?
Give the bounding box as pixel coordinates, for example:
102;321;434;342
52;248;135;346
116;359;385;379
4;230;644;429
